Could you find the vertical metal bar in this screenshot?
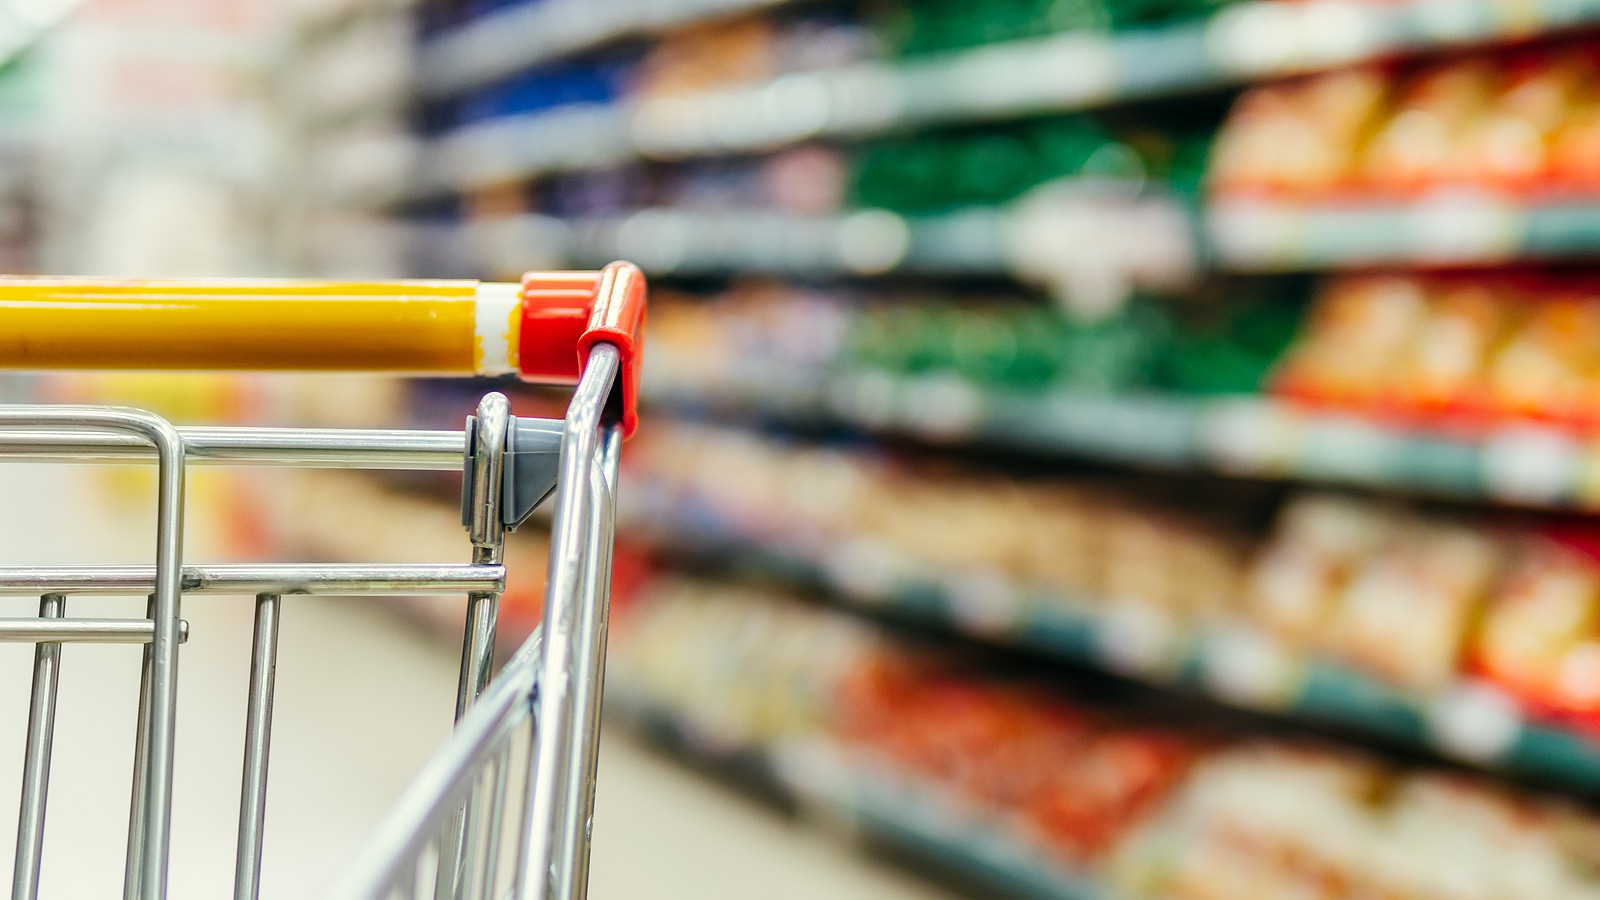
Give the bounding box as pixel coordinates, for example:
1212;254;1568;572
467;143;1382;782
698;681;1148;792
551;430;619;900
516;344;619;899
123;594;156;900
234;593;281;900
475;749;511;900
440;393;510;900
454;767;488;900
459;390;509;716
12;593;65;900
436;585;499;900
457;589;502;718
133;414;187;900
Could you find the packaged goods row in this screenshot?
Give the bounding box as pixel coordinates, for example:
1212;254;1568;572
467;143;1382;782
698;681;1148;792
1201;41;1600;264
456;32;1600;222
393;22;1600;280
1210;46;1600;201
402;0;1600;194
640;280;1600;507
647;281;1299;397
418;5;879;134
438;114;1206;219
1278;272;1600;435
618;420;1600;783
415;97;1213;237
415;0;802;96
610;572;1600;900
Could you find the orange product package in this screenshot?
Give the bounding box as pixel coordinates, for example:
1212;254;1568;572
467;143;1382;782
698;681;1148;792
1359;58;1500;195
1484;291;1600;427
1544;46;1600;192
1454;52;1592;192
1471;535;1600;717
1208;68;1389;198
1270;276;1430;408
1387;279;1515;417
632;16;776;98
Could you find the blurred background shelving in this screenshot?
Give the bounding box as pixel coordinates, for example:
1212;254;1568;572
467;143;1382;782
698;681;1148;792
294;0;1600;896
23;0;1600;896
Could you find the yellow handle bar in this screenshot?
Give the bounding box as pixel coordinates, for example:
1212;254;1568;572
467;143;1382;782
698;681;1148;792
0;265;651;435
0;277;525;375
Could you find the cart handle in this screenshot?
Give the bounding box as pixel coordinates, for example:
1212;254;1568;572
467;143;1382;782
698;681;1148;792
0;262;648;437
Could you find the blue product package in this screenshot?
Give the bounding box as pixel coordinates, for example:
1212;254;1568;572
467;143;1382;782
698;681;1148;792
424;50;637;135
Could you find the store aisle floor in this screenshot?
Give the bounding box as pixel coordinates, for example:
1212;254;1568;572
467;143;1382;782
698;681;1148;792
590;735;967;900
0;464;962;899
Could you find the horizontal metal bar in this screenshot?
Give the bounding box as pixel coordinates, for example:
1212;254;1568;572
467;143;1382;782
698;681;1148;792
182;427;470;469
0;564;504;596
0;426;472;469
0;618;189;644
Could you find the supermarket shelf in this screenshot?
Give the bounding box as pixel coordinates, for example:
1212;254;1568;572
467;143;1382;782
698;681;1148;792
418;198;1194;304
413;0;1600;189
1208;194;1600;269
417;0;804;98
409;199;1600;283
623;514;1600;796
425;208;990;277
607;696;1106;900
645;361;1600;510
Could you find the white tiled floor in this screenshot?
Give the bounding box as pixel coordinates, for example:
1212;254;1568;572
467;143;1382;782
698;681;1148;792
0;464;962;899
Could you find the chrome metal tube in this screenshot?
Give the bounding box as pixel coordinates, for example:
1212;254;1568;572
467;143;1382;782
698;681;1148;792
463;753;509;899
517;343;619;899
0;618;189;643
124;596;155;900
0;407;186;900
12;594;65;900
551;430;620;900
140;412;184;900
0;426;469;470
444;390;511;900
0;563;504;596
234;594;280;900
458;388;511;728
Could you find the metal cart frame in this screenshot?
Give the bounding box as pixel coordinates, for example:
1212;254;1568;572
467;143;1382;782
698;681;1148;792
0;264;646;900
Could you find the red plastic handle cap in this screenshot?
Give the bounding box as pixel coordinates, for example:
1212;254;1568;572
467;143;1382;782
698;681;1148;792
577;261;647;438
516;263;646;438
516;272;596;385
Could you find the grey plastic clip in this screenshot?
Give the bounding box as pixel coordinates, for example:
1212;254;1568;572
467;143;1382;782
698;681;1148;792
501;416;563;531
462;413;564;533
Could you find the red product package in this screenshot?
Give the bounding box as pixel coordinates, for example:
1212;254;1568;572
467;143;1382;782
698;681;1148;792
1028;730;1194;863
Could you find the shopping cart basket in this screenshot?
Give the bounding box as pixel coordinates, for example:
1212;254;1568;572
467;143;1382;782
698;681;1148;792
0;263;646;900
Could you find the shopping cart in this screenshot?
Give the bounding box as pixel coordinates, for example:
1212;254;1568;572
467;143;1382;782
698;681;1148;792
0;263;646;900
